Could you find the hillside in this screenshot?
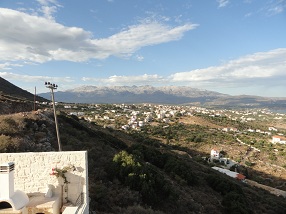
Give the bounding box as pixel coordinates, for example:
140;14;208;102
0;77;47;114
1;110;286;213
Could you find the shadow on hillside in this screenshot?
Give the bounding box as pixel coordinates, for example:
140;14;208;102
57;113;286;197
109;128;286;195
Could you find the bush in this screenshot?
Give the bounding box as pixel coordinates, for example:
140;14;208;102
0;117;19;135
111;151;177;206
206;174;243;195
245;161;255;167
164;156;197;185
0;135;21;152
128;144;197;186
207;174;251;213
222;192;252;214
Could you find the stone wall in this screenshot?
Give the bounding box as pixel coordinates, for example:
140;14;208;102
0;151;88;211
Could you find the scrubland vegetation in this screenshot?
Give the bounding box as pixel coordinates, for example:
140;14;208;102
1;105;286;213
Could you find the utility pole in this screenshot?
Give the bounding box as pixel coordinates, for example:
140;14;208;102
45;82;62;151
34;86;36;111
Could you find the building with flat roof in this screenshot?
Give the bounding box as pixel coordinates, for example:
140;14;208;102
0;151;89;214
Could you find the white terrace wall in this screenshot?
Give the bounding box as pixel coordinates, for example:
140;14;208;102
0;151;89;212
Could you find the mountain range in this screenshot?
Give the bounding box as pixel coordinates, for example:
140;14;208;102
1;76;286;111
39;85;286;110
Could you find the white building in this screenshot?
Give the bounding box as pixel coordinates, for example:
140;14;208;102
210;149;221;158
269;127;278;132
138;121;144;127
0;151;89;214
212;167;245;180
272;135;286;144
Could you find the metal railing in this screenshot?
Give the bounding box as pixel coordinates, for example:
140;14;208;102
75;192;84;206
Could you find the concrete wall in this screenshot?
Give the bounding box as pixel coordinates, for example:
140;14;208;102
0;151;89;212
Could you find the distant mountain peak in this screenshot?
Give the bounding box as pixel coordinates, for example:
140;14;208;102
39;85;230;104
67;85;212;94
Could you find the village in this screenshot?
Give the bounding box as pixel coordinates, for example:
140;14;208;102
59;103;286;195
58;103;286;144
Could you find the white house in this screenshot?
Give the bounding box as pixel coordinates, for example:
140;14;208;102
210;149;221;159
269;127;278;132
212;167;246;180
138;121;144;127
0;151;89;214
122;125;129;130
272;135;286;144
222;127;231;132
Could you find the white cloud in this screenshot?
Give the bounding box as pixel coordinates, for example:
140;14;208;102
37;0;59;6
90;22;198;59
0;71;74;83
2;48;285;96
82;74;165;85
36;0;61;20
135;55;144;61
0;63;23;70
266;0;286;15
169;48;286;86
217;0;230;8
3;47;284;87
39;5;57;20
82;48;286;89
253;0;286;16
0;8;197;68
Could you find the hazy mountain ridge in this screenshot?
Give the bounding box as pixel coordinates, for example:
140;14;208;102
41;85;228;104
69;85;226;97
39;85;286;109
0;75;285;109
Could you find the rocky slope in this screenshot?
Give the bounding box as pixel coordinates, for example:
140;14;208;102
0;77;47;114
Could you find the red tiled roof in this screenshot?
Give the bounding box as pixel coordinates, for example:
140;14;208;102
236;174;246;180
272;135;286;140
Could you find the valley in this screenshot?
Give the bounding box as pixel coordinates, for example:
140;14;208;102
1;78;286;213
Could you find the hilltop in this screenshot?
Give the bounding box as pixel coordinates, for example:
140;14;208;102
0;77;47;114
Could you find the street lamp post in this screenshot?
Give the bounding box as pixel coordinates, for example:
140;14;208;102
45;82;62;151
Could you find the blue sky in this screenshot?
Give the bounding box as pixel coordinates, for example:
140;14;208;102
0;0;286;97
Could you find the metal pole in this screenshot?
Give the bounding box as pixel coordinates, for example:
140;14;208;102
34;86;36;111
50;87;62;151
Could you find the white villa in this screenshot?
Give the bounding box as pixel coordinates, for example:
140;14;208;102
0;151;89;214
272;135;286;144
210;149;222;159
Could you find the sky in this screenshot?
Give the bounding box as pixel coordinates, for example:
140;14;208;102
0;0;286;97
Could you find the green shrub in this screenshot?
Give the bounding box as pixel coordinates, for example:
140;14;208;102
0;117;18;135
222;191;252;214
245;161;255;167
111;151;177;206
206;174;243;195
0;135;21;152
